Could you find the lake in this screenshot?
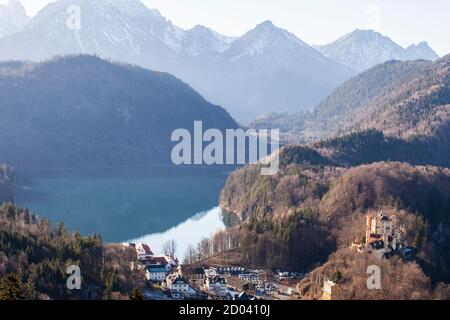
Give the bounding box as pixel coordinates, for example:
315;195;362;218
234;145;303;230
15;166;232;258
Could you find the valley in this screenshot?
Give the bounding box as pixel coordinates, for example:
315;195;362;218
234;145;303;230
0;0;449;302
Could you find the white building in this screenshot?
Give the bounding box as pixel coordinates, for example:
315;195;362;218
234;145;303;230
322;279;336;300
164;255;179;268
166;273;197;299
145;266;168;282
136;243;154;261
365;212;405;251
205;275;228;297
145;256;173;271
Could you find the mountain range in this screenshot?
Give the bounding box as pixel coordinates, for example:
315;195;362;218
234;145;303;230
0;0;29;38
316;29;439;72
0;0;426;122
252;54;449;146
0;55;238;168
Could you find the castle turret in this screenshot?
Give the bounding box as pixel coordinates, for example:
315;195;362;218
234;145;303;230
365;215;373;244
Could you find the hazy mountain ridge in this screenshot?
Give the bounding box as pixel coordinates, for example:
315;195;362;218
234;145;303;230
359;55;450;138
406;41;440;61
0;0;30;38
252;54;450;145
181;25;236;56
0;55;239;168
316;29;439;72
194;20;354;122
0;0;353;122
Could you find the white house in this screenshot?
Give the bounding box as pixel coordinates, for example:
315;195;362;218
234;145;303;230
164;255;179;268
166;274;197;299
205;275;228;297
145;257;173;271
145;266;168;282
136;243;154;261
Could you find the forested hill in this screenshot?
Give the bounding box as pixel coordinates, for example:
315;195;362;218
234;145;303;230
0;55;239;168
252;55;449;144
220;160;450;299
0;164;15;203
0;203;142;300
359;54;450;138
221;54;450;297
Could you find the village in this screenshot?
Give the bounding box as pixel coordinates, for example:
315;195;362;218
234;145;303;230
126;211;419;301
125;242;302;300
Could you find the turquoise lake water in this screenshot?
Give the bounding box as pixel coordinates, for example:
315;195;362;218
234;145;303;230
15;167;230;255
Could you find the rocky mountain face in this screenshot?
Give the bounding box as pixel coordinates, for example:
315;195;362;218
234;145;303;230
0;55;239;168
316;29;439;72
0;0;353;123
181;25;236;56
406;41;440;61
193;20;354;122
0;0;30;38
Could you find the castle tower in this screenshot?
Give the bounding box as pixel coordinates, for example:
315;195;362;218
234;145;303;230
365;215;373;244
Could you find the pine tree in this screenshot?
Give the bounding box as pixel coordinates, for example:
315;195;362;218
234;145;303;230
0;274;24;300
23;208;31;225
24;271;37;300
129;288;144;301
103;277;113;300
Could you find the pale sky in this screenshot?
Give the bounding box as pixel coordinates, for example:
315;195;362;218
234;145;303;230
2;0;449;56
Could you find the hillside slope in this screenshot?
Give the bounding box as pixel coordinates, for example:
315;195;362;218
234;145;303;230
0;55;238;168
0;203;142;299
220;160;450;296
223;56;450;295
252;54;450;145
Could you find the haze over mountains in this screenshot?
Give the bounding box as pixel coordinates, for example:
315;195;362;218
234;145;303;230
0;0;441;123
0;0;355;122
316;29;439;72
253;54;449;144
0;0;395;123
0;55;238;168
0;0;29;37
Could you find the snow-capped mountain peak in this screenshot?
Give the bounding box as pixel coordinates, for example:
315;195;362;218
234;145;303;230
8;0;186;60
0;0;30;38
0;1;354;122
254;20;276;31
317;28;439;72
225;20;314;61
181;25;236;56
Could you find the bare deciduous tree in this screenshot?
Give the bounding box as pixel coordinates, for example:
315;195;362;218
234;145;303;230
162;239;177;257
